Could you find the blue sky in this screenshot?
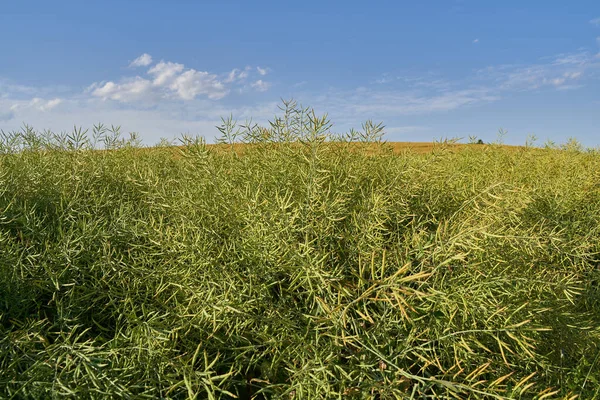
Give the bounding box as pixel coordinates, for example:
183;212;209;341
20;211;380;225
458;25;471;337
1;0;599;146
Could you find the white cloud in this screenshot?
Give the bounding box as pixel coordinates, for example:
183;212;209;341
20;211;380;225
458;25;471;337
170;69;228;100
473;38;479;43
590;17;600;26
148;62;228;100
89;77;154;102
90;59;235;102
257;66;268;76
40;98;62;111
250;80;271;92
148;61;185;86
88;57;273;103
129;53;153;68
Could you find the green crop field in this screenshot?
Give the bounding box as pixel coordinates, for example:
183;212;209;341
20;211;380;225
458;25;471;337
1;101;599;399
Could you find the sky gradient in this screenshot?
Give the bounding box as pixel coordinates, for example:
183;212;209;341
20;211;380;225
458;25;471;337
1;0;599;146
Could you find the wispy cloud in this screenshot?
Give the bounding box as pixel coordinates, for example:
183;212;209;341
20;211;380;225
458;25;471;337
250;80;271;92
373;75;393;84
314;49;600;132
371;73;452;89
502;51;600;90
10;97;63;112
225;67;250;83
0;79;72;100
472;38;479;43
129;53;153;68
590;17;600;26
552;52;590;65
308;87;498;121
479;51;598;91
503;67;579;89
0;81;38;97
257;66;268;76
372;50;598;106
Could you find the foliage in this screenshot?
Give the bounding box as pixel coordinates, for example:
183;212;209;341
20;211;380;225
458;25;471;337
1;101;599;399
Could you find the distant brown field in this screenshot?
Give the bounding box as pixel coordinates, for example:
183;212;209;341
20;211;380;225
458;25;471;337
387;141;464;153
385;141;523;153
151;141;524;159
196;141;522;154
